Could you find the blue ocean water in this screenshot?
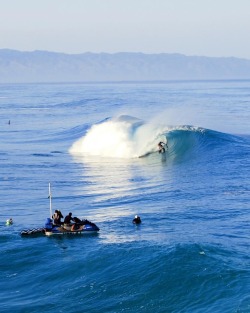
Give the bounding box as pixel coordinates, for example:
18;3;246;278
0;81;249;313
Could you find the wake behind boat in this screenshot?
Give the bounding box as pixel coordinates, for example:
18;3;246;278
21;183;99;236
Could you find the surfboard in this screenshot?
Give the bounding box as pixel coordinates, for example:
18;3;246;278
139;149;167;158
138;151;153;158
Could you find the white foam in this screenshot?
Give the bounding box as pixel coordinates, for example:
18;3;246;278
69;116;168;158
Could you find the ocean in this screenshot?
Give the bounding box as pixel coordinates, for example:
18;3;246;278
0;80;249;313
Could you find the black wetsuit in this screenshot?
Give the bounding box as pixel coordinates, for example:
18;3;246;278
64;214;73;224
133;217;141;224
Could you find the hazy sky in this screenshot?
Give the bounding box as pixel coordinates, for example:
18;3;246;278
1;0;250;59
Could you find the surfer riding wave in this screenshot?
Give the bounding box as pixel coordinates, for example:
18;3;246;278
69;115;211;160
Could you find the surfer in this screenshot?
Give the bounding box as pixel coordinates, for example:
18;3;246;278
158;141;166;153
133;215;141;224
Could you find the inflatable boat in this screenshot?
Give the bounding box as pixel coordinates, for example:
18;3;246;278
43;218;99;236
20;218;99;236
21;183;99;236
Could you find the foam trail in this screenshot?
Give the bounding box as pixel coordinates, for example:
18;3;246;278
69;115;167;158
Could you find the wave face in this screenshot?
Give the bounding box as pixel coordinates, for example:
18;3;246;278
69;115;230;161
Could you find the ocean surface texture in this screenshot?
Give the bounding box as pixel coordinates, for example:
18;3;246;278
0;81;249;313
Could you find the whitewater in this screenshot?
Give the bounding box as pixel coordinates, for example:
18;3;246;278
0;80;249;313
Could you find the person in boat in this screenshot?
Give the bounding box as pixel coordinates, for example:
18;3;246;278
70;217;84;231
64;212;74;225
73;216;82;224
52;210;59;224
57;210;63;223
52;210;64;225
158;141;166;153
133;215;141;224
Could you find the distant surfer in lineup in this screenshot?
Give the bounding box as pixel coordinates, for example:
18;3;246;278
133;215;141;224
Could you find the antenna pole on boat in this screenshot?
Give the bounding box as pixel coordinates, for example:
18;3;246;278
49;183;52;219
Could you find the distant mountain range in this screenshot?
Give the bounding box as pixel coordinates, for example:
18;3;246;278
0;49;250;83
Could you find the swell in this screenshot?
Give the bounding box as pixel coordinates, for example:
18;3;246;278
1;239;248;313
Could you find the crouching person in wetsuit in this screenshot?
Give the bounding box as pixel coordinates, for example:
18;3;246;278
158;141;166;153
71;216;82;230
73;216;82;224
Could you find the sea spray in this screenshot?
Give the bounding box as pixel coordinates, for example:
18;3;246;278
69;115;168;158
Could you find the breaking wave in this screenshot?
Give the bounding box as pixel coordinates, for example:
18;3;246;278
69;115;234;160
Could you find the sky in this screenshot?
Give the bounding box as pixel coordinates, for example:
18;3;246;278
1;0;250;59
